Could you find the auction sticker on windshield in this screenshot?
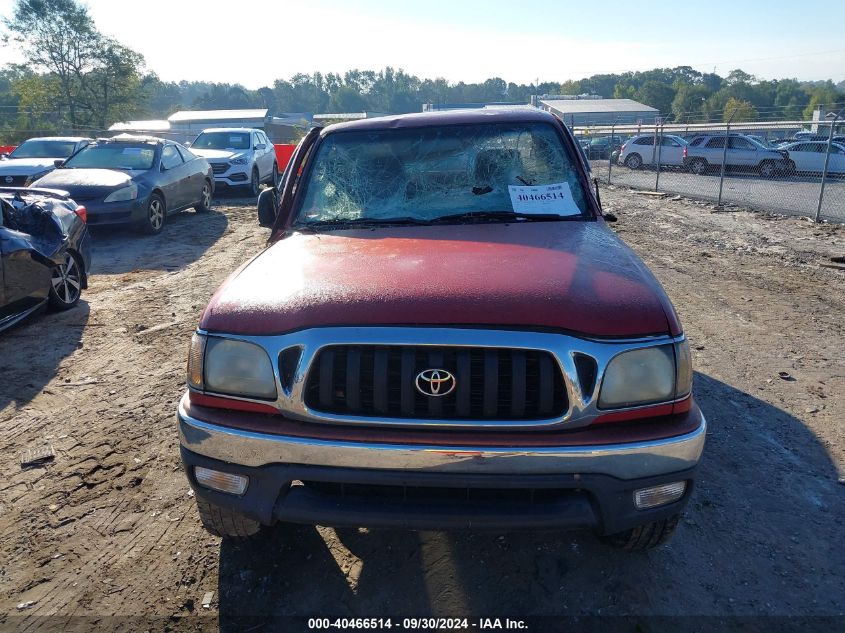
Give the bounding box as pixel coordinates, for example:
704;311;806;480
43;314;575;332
508;182;580;216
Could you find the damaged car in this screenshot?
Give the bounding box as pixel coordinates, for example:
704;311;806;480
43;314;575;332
0;187;91;332
180;109;706;550
31;136;213;235
0;137;91;187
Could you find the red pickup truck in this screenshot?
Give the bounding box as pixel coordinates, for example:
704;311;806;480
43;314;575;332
178;109;706;550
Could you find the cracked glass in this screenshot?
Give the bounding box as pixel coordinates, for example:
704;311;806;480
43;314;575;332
296;122;590;223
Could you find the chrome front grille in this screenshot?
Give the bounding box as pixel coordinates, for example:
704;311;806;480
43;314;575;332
190;326;684;430
304;345;568;421
211;162;229;175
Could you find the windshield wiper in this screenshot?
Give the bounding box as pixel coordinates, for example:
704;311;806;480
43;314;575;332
293;216;433;232
428;211;583;223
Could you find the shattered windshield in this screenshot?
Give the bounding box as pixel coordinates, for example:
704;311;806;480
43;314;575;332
295;122;590;224
10;140;77;159
63;144;157;170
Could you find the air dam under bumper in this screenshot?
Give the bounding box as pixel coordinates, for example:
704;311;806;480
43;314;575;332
178;398;705;534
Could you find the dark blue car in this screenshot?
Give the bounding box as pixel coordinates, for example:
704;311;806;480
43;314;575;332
0;187;91;332
32;136;214;235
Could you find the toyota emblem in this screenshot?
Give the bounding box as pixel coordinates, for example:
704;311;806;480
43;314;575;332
415;369;456;397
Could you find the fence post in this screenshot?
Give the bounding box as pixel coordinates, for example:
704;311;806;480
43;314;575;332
655;117;669;191
815;110;843;222
607;118;619;185
717;110;737;208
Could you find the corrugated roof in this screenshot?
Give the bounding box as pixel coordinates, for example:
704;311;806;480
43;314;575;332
167;109;268;122
540;99;657;114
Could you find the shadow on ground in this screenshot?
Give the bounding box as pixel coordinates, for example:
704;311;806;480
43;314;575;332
0;300;89;413
89;208;229;275
215;372;843;626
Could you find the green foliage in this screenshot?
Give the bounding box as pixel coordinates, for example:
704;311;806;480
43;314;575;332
2;0;146;131
723;97;758;122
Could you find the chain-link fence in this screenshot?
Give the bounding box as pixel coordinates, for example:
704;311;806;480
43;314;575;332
576;118;845;223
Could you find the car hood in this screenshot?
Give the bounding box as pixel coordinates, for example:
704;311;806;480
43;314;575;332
32;168;140;193
201;221;681;338
191;148;244;161
0;158;57;174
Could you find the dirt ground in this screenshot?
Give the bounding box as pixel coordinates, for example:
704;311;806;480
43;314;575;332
0;189;843;632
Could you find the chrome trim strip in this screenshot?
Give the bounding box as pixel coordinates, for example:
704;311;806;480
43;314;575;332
177;398;706;480
192;326;686;430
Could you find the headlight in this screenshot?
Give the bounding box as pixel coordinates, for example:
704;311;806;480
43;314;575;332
229;155;249;165
24;169;51;186
202;337;277;400
104;184;138;203
598;344;676;409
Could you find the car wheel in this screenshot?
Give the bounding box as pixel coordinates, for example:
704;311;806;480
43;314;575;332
758;160;777;178
605;514;681;551
48;251;83;310
195;497;263;540
247;168;260;197
689;158;708;175
783;160;796;176
624;153;643;170
194;179;212;213
139;193;166;235
270;162;279;186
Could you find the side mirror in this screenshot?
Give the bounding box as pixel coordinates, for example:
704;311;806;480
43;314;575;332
257;187;278;227
184;141;191;147
254;143;266;150
54;159;65;168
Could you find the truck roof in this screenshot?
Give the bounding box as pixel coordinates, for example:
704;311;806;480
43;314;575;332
322;107;558;134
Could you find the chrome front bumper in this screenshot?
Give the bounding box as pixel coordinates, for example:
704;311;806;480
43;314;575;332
177;397;706;481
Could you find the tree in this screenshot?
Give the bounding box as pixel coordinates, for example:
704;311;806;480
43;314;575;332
723;97;758;122
635;80;676;115
3;0;146;131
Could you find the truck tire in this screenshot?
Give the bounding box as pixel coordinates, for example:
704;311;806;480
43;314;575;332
604;514;680;551
195;497;263;539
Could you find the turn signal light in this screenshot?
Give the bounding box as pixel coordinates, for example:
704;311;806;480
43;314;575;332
634;481;687;509
194;467;248;496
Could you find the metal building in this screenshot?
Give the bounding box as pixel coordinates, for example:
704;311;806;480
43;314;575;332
537;98;659;126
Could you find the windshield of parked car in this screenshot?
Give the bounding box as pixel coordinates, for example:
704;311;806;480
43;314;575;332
295;122;591;225
192;132;251;151
9;140;77;159
63;143;157;170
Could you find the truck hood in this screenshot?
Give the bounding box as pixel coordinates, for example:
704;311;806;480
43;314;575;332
201;221;680;338
0;158;56;175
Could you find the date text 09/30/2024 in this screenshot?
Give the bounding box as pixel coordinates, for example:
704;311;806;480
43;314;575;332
307;618;528;630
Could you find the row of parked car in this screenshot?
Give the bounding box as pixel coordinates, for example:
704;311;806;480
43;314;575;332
580;131;845;178
0;128;280;333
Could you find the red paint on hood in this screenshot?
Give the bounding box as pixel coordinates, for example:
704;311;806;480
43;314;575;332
200;221;680;337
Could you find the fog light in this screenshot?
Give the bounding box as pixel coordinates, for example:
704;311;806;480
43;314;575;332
194;467;248;496
634;481;686;509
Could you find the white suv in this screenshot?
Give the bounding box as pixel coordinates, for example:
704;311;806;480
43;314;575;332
188;128;277;196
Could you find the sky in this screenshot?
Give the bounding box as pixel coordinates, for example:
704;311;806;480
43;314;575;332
0;0;843;89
